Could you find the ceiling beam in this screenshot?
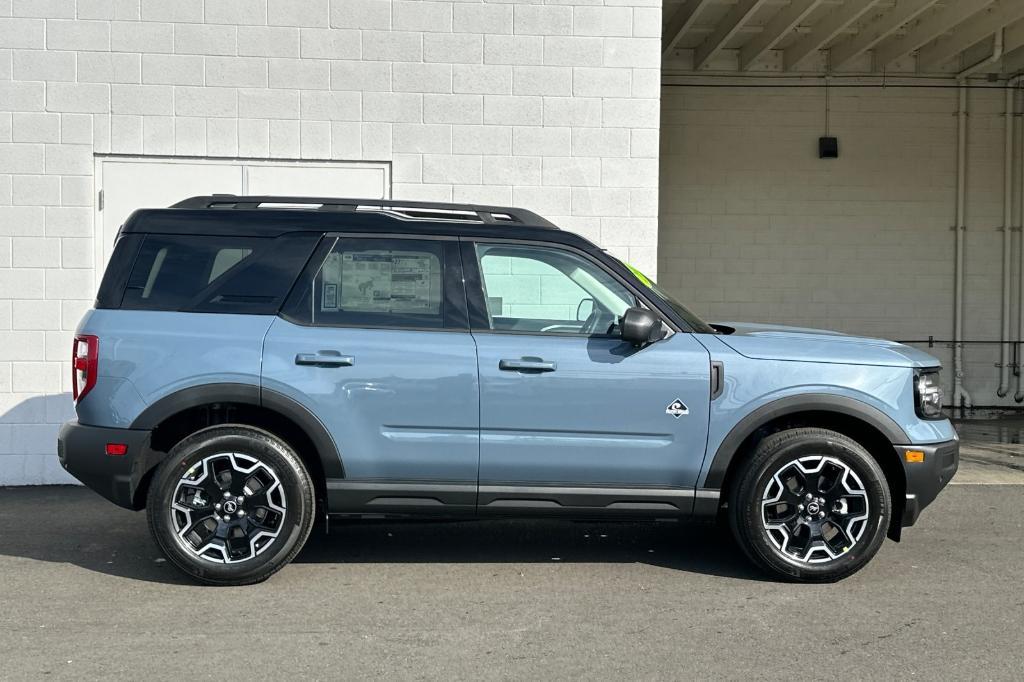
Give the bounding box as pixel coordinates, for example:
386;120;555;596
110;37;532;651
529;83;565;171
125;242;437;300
784;0;882;70
829;0;940;70
873;0;995;68
1002;44;1024;75
917;1;1024;70
693;0;771;70
1006;19;1024;54
740;0;823;70
957;21;1024;77
663;0;716;59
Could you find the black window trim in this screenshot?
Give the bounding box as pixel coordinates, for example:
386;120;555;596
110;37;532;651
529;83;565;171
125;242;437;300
459;237;684;339
100;232;145;309
278;232;471;332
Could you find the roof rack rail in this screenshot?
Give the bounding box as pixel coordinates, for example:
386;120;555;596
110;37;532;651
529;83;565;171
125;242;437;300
170;195;558;228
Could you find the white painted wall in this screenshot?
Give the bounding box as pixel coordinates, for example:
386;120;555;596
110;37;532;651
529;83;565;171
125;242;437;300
0;0;662;484
659;83;1018;406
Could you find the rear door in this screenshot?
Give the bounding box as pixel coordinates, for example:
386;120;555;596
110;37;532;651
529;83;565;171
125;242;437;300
464;240;712;514
261;235;479;515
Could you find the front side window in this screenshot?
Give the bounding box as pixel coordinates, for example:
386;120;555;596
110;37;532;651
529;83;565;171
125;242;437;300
475;243;636;336
286;237;453;329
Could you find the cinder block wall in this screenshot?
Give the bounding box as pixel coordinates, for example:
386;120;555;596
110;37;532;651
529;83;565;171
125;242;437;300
0;0;662;484
659;84;1015;406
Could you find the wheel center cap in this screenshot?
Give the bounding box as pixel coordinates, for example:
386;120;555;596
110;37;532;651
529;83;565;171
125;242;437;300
806;501;820;515
222;500;238;514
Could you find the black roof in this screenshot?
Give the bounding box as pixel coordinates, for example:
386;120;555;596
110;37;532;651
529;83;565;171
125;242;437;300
120;195;597;249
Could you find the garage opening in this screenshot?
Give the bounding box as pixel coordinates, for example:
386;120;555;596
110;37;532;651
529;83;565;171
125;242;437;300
660;1;1024;408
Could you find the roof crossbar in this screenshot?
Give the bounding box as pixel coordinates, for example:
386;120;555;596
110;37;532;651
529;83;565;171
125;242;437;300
170;195;558;228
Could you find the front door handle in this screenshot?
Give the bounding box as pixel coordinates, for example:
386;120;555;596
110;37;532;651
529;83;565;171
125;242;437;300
499;358;557;373
295;351;354;368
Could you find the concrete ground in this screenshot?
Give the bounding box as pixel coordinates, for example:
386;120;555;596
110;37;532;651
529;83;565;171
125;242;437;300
2;411;1022;679
2;473;1023;679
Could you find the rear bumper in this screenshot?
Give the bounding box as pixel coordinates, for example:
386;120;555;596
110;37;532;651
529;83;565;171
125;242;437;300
894;436;959;527
57;421;161;510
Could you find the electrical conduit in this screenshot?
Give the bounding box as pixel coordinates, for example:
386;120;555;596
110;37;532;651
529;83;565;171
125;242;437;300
953;83;973;409
999;84;1015;396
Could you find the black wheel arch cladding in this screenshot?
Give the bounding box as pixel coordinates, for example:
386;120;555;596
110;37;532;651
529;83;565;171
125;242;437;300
132;382;344;479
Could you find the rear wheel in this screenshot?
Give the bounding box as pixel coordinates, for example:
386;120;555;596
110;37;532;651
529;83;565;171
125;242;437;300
146;425;315;586
729;427;890;582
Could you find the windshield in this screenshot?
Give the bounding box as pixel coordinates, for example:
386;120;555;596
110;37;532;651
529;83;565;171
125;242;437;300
617;260;718;334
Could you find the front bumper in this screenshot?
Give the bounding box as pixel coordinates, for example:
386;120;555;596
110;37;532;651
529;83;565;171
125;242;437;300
894;436;959;527
57;421;161;510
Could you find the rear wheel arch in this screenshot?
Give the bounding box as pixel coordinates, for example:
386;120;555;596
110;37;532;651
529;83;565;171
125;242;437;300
131;384;343;508
707;396;908;540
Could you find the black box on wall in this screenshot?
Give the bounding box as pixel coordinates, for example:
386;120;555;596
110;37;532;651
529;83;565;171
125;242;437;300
819;136;839;158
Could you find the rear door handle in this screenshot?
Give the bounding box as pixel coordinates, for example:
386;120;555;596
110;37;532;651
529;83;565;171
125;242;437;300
295;351;354;368
499;358;557;373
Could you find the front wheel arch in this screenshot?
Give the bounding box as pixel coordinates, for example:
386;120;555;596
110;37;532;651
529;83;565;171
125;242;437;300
711;408;906;540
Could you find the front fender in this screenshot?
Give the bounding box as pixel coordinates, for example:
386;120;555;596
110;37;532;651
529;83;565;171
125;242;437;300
700;392;909;489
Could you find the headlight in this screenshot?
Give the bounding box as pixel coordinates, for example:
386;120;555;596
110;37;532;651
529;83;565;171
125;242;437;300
915;370;944;419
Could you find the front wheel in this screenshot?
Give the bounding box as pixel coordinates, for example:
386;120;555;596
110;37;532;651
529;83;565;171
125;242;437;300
729;427;891;582
146;425;316;586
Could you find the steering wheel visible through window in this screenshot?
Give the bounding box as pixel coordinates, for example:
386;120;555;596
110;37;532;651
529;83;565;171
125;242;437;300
475;243;637;336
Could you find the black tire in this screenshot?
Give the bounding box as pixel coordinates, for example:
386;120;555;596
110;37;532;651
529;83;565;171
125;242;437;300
146;425;316;586
728;427;890;582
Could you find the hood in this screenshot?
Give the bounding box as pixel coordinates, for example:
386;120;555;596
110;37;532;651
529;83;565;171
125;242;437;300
711;322;940;369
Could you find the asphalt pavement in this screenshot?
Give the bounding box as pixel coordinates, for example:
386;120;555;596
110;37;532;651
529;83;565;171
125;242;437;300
1;480;1022;680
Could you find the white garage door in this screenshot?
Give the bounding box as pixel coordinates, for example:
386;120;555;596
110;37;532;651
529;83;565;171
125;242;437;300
94;156;390;274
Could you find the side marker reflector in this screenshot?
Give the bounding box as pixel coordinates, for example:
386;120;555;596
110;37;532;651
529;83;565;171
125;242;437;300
105;443;128;456
905;450;925;463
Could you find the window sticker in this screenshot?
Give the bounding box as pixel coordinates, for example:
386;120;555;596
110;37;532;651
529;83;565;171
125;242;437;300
320;249;438;314
322;283;338;310
320;252;343;311
389;253;435;313
342;252;393;312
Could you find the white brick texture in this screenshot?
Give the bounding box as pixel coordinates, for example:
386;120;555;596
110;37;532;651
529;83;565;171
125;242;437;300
0;1;662;484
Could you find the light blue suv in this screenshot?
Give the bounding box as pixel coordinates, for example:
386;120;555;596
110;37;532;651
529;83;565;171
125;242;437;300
58;196;959;585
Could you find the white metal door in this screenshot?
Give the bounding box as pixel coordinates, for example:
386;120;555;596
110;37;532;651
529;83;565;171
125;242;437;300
245;165;387;197
94;156;390;275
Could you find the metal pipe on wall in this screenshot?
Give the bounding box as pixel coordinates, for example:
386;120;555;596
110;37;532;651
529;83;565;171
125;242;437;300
1013;79;1024;402
998;85;1015;397
953;83;973;409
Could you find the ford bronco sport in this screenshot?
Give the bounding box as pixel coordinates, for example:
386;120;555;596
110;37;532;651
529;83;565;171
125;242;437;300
59;195;959;585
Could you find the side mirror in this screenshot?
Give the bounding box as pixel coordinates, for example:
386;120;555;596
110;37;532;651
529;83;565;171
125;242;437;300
619;307;664;347
576;298;595;322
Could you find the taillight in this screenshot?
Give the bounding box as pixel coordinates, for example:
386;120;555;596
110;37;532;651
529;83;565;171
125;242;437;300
72;334;98;402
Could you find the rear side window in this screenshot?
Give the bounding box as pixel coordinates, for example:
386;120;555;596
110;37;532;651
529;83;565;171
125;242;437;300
283;237;466;330
121;235;265;311
99;231;319;314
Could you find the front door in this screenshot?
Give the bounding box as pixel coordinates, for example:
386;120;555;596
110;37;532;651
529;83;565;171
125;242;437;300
465;241;711;514
261;235;479;514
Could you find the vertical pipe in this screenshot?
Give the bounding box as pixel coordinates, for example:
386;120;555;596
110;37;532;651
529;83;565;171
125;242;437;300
953;83;973;409
999;86;1014;396
1007;82;1024;399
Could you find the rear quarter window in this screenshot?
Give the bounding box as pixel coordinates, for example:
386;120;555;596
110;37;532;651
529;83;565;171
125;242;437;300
114;231;319;311
121;235;267;311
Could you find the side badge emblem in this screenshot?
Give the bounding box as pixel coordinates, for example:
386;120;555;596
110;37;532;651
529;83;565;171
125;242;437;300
666;399;689;418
